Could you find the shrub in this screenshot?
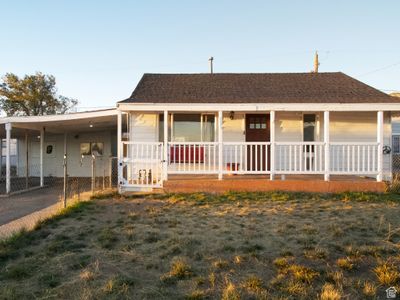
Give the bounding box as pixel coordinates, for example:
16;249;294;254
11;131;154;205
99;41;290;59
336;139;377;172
320;283;342;300
374;262;400;285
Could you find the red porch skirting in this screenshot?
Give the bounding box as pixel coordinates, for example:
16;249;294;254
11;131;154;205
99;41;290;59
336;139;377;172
163;176;385;193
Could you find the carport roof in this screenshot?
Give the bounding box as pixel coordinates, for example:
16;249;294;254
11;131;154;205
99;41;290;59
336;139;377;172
0;109;120;136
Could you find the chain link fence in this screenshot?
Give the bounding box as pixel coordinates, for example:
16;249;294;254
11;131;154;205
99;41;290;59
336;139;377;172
0;156;118;238
0;156;118;198
65;156;118;201
390;154;400;192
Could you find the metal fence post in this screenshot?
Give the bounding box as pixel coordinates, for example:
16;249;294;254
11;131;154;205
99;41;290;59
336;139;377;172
109;157;112;188
63;132;68;208
25;131;29;190
91;154;95;194
102;159;105;190
63;153;67;208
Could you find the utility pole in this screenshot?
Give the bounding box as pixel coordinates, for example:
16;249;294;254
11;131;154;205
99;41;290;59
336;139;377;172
209;56;214;74
314;51;319;73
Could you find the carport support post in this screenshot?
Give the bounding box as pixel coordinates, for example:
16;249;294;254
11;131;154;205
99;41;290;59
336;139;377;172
0;139;2;180
5;123;11;194
163;110;168;181
270;110;275;180
377;111;384;182
117;110;122;193
25;131;29;190
63;132;67;208
91;155;95;194
324;111;330;181
218;110;223;180
40;127;44;187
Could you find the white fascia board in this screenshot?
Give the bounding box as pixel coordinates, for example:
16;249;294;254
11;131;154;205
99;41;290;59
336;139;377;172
0;109;117;124
117;102;400;112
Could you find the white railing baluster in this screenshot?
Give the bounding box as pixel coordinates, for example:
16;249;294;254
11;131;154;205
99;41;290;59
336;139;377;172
178;144;181;172
373;145;376;172
250;145;253;171
245;144;248;171
362;146;365;173
208;144;210;172
239;145;243;172
235;145;238;172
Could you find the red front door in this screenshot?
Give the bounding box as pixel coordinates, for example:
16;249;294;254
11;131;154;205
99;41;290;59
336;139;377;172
245;114;270;171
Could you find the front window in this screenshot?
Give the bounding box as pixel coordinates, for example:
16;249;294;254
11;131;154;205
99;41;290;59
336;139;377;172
202;114;215;142
173;114;201;142
159;113;216;142
80;142;104;156
303;114;316;142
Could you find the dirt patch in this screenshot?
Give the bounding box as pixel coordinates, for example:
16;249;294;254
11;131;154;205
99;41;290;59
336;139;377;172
0;192;399;299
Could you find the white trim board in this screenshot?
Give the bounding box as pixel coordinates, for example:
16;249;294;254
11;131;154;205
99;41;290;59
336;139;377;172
0;109;117;124
118;103;400;112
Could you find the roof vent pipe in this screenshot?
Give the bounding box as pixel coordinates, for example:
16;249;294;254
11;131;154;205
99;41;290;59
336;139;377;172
314;51;319;73
209;56;214;74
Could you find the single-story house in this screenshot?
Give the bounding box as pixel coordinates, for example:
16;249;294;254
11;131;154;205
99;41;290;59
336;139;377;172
116;72;400;192
1;72;400;194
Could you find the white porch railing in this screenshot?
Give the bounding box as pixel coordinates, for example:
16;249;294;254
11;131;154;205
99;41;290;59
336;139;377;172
222;142;271;174
167;142;219;174
119;141;381;188
330;142;379;175
275;142;325;174
121;142;163;187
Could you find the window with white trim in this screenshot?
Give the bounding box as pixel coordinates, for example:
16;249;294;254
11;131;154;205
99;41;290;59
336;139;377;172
393;135;400;154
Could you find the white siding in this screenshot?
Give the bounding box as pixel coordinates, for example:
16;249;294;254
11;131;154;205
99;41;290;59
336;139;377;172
222;113;245;142
275;112;303;142
18;130;113;177
129;112;158;142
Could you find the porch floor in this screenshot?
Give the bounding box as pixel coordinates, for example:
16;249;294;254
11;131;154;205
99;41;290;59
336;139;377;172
163;174;385;193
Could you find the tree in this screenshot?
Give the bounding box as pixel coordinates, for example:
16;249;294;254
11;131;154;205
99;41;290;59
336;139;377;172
0;72;77;116
391;92;400;98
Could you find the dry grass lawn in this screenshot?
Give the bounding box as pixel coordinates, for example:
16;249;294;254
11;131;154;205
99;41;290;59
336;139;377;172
0;191;400;299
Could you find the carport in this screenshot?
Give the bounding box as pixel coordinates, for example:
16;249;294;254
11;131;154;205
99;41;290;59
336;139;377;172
0;109;122;195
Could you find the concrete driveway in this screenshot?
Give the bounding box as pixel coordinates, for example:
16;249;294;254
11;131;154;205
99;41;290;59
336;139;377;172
0;186;62;226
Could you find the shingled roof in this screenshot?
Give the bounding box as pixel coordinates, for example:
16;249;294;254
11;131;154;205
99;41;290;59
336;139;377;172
119;72;396;104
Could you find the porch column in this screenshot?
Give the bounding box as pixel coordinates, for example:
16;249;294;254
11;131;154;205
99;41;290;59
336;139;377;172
63;132;67;208
40;127;44;187
117;110;123;193
163;110;168;181
377;111;384;182
324;111;330;181
25;131;29;190
270;110;275;180
5;123;11;194
218;110;223;180
0;138;2;181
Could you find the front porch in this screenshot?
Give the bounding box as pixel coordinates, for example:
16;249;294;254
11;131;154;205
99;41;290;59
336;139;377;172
117;107;391;193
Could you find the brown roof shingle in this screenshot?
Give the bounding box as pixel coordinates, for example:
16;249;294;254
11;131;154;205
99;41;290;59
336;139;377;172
119;72;397;104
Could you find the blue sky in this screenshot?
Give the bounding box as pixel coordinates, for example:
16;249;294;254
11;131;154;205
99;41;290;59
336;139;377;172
1;1;399;109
